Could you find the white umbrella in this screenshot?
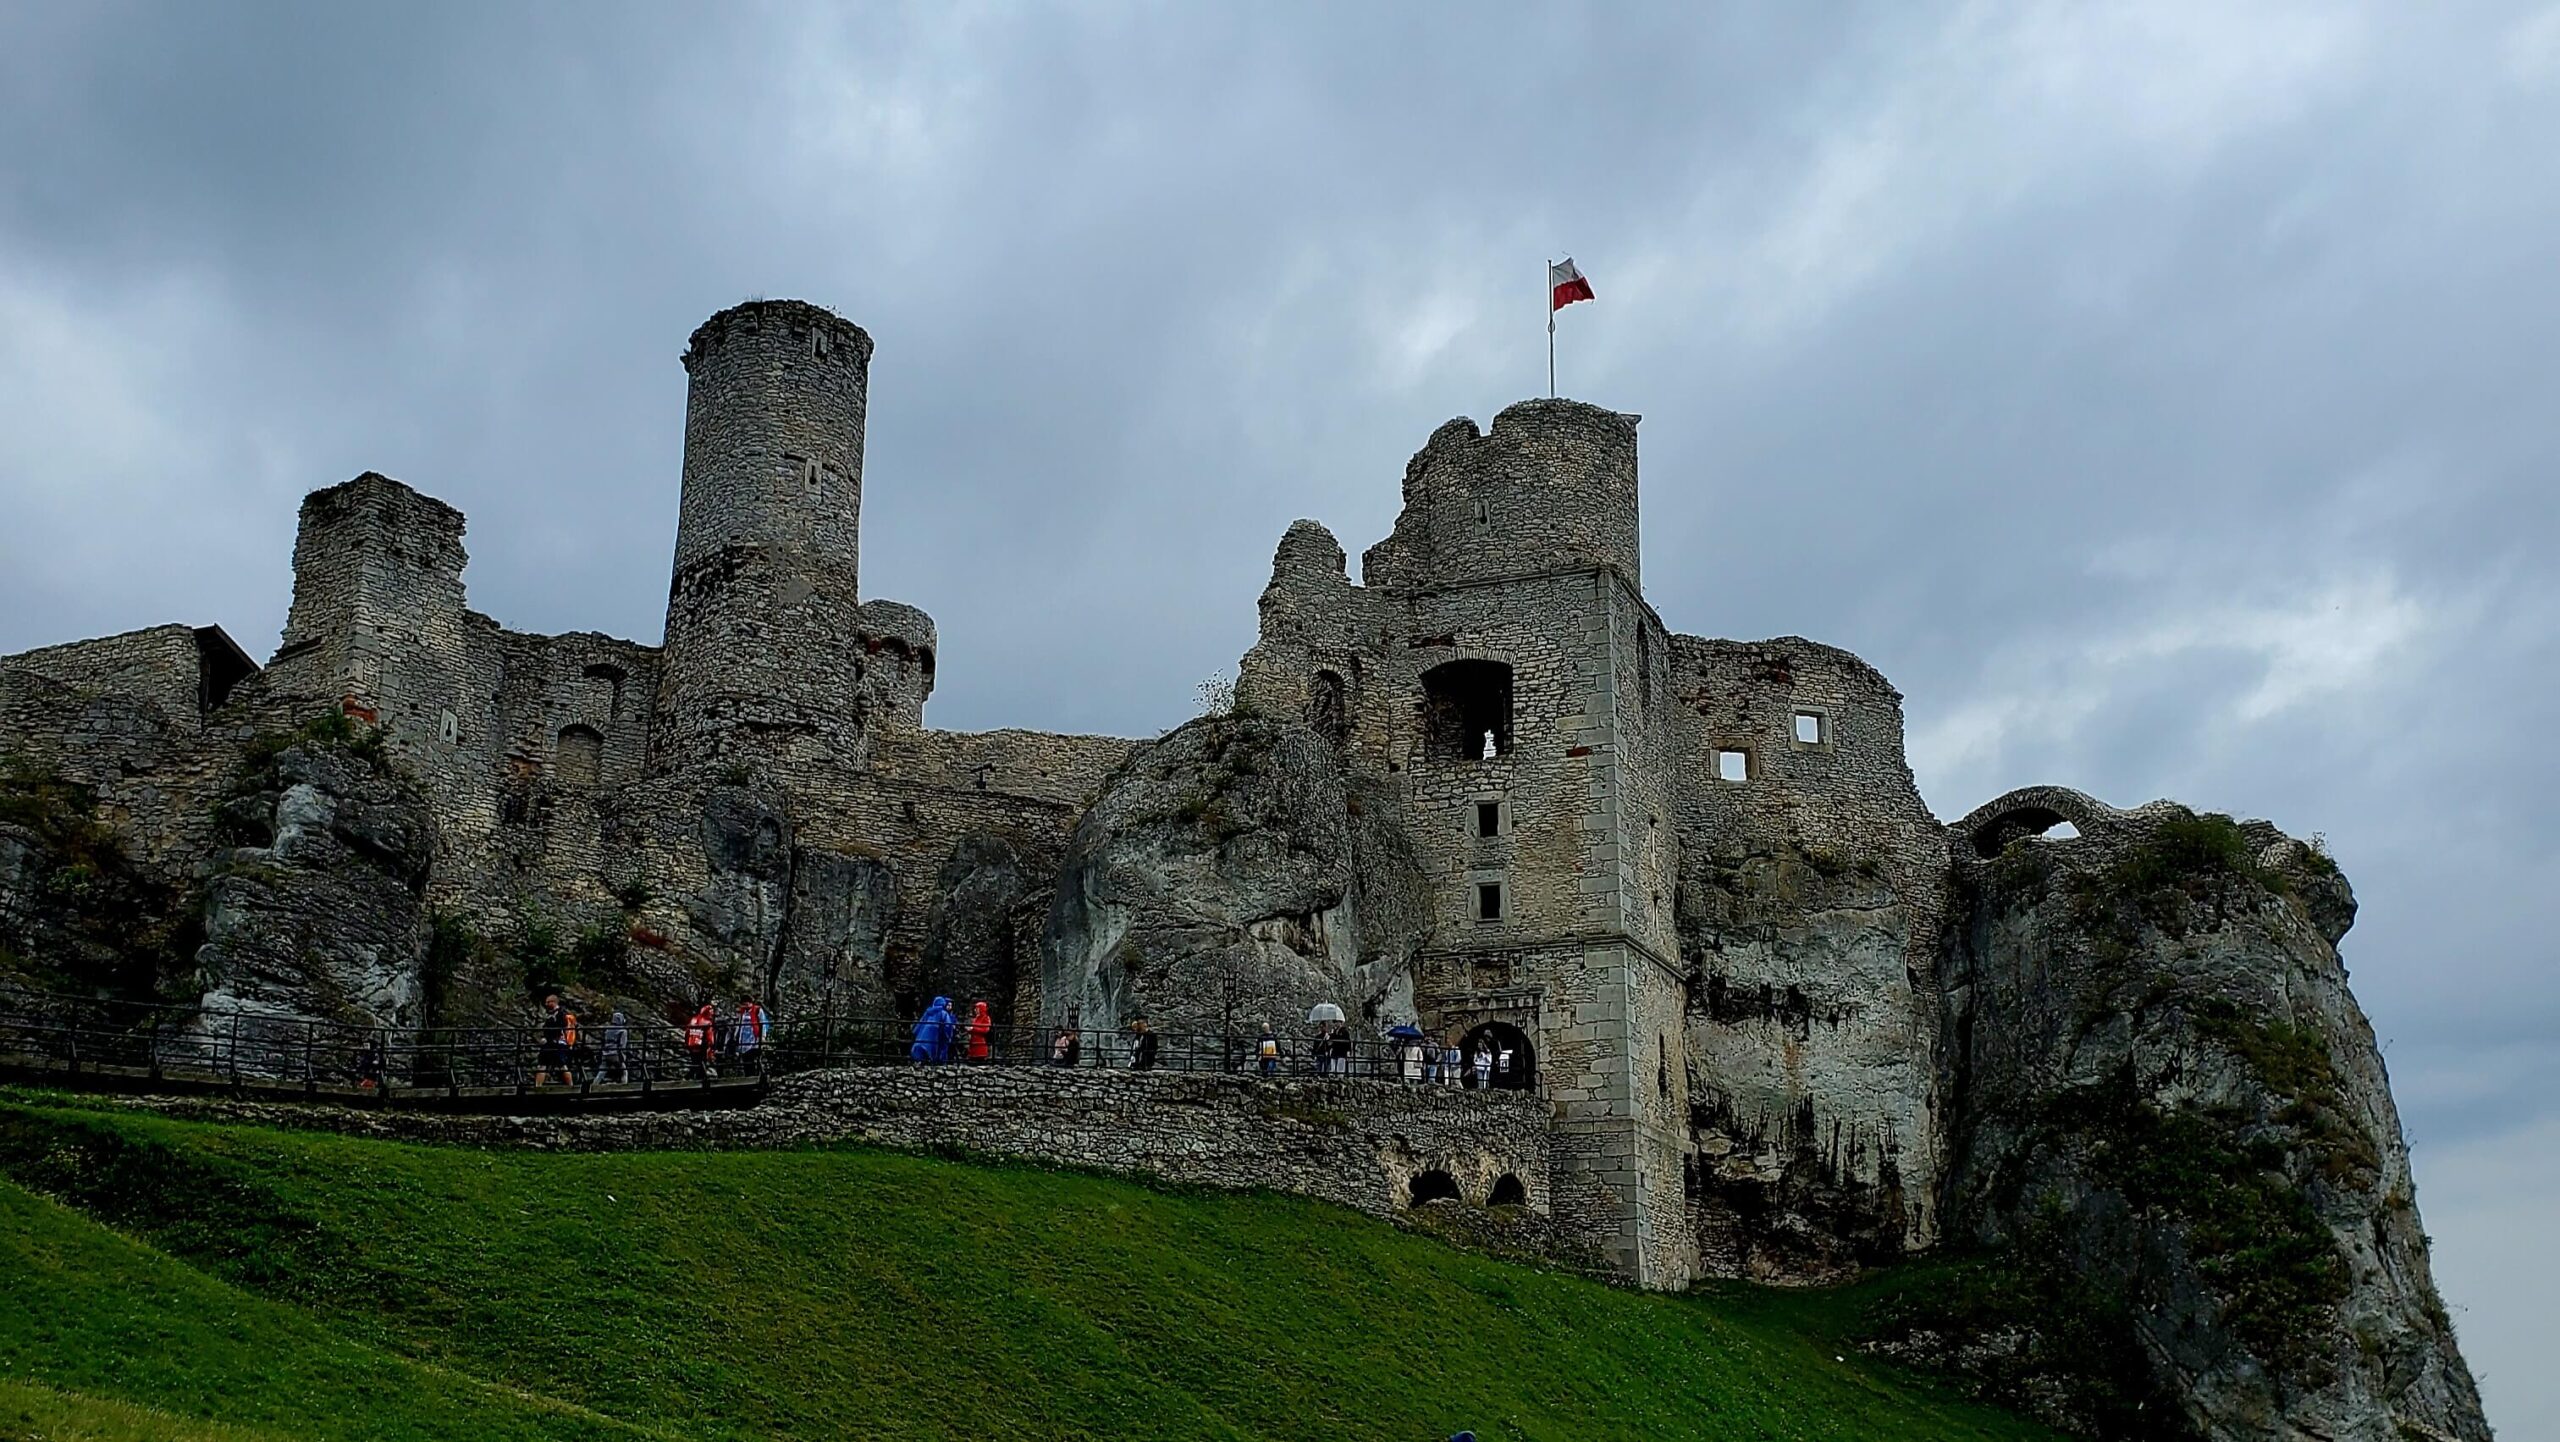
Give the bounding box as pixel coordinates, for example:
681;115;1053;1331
1306;1002;1345;1024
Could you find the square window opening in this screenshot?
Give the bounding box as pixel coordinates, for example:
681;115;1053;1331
1476;882;1504;922
1476;801;1502;838
1715;749;1750;783
1793;712;1825;745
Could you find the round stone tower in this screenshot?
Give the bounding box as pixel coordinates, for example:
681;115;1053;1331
651;299;875;775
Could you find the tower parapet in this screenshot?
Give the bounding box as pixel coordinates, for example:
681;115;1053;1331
1360;399;1640;591
652;299;874;774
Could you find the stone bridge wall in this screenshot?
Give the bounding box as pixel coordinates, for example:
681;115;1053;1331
112;1066;1554;1227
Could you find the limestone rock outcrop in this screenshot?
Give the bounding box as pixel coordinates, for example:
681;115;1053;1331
1919;792;2488;1442
913;830;1048;1015
0;772;197;1000
1678;840;1939;1283
197;739;433;1028
1043;714;1420;1036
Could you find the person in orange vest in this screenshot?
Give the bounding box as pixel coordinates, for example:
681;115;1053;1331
536;993;576;1086
686;1001;718;1080
966;1000;993;1063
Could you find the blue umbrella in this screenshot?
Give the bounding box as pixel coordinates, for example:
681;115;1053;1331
1386;1023;1426;1040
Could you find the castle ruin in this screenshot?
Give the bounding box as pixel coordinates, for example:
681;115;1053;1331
0;299;2489;1438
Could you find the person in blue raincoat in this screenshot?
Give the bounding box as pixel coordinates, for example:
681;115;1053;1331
910;996;956;1065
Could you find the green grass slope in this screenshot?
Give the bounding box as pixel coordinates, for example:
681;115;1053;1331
0;1093;2057;1442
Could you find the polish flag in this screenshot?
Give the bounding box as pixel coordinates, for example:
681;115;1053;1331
1550;257;1595;311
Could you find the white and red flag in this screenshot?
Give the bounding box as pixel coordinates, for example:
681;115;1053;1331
1550;257;1596;311
1546;257;1594;396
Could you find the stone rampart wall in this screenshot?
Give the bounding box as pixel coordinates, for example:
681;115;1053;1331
112;1067;1553;1226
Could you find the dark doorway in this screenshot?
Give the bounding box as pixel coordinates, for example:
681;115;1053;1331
1421;659;1512;760
1408;1169;1461;1206
1487;1174;1528;1207
1461;1021;1536;1090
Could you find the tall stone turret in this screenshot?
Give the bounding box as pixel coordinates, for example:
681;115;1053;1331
651;300;874;775
1359;399;1641;590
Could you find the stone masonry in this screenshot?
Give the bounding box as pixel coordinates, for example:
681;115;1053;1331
0;296;2486;1440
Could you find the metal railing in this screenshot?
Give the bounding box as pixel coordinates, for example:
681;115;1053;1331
0;984;1527;1100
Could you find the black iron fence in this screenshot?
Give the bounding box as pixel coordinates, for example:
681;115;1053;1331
0;984;1508;1098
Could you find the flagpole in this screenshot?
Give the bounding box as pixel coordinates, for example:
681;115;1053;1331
1546;260;1557;399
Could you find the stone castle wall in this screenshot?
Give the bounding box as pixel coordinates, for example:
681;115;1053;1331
1666;634;1948;1276
105;1067;1554;1229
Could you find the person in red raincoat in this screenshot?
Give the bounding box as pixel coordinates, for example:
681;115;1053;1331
966;1000;993;1063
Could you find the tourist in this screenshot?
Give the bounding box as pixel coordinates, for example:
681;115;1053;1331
1494;1043;1515;1088
1127;1018;1159;1070
1443;1034;1464;1087
966;1000;993;1063
912;996;956;1065
1327;1023;1353;1077
352;1032;386;1090
535;993;575;1086
1470;1040;1493;1090
1418;1033;1441;1085
736;998;767;1071
1049;1011;1082;1067
686;1001;718;1079
1256;1023;1280;1077
600;1010;631;1084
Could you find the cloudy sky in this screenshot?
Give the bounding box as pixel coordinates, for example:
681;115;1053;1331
3;1;2554;1427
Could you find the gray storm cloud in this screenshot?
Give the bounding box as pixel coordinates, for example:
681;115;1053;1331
3;1;2555;1427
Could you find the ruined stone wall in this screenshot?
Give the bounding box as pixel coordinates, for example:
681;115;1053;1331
103;1067;1554;1228
2;625;214;729
0;665;299;879
1234;518;1396;746
865;725;1136;810
1666;633;1947;1279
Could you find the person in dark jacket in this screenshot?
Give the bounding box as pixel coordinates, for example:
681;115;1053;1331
352;1032;386;1090
1127;1019;1159;1070
535;993;574;1086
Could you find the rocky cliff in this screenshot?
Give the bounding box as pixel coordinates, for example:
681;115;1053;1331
1905;792;2488;1442
1041;714;1429;1037
197;728;435;1027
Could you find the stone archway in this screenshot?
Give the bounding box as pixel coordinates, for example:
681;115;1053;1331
1408;1169;1462;1206
1461;1021;1535;1090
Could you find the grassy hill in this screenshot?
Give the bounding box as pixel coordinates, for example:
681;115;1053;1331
0;1090;2057;1441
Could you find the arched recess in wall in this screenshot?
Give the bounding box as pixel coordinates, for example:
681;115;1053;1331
1421;659;1512;760
1309;669;1348;749
1487;1173;1528;1207
1408;1169;1462;1207
556;725;604;787
582;664;628;719
1461;1021;1536;1091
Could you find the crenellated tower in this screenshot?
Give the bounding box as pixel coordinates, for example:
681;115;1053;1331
651;299;875;775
